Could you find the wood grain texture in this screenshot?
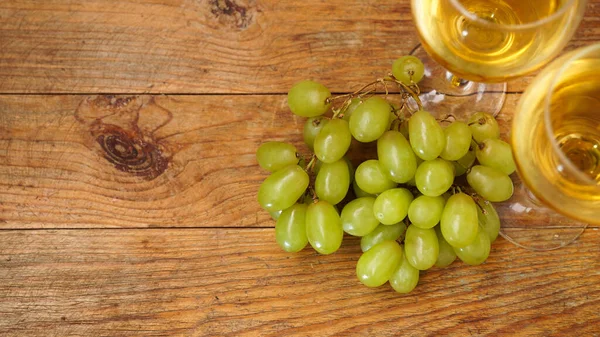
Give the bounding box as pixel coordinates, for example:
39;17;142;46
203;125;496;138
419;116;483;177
0;93;536;229
0;94;288;228
1;228;600;336
1;1;600;336
0;0;598;94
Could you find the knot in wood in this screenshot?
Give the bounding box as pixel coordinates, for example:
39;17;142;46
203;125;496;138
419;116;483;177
96;125;168;180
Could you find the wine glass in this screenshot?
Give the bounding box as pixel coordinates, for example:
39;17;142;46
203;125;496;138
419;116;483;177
410;0;587;119
502;42;600;250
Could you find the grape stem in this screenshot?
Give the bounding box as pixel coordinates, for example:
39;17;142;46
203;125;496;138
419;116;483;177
327;77;423;120
390;103;403;119
308;186;318;203
391;119;402;132
327;80;384;103
472;195;488;214
305;155;317;173
468;118;487;126
331;97;354;119
437;114;457;124
451;185;465;195
394;79;423;112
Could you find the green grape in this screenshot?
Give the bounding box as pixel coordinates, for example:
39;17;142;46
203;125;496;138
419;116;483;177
353;180;376;198
408;195;445;229
349;96;391;143
342;98;362;122
355;160;397;195
468;112;500;143
356;240;403;287
452;162;466;177
476;138;516;175
341;197;380;236
467;165;514;202
440;121;472;161
256;141;299;172
314;119;352;163
344;156;355;184
287;80;331;117
276;204;308;253
303;117;329;151
372;188;414;225
270;209;283;220
306;201;343;255
377;130;417;183
404;225;439;270
415;158;454;197
389;246;420;293
258;165;309;212
392;56;425;85
453;144;476;176
360;222;406;252
440;193;479;248
477;200;501;242
315;159;350;205
454;230;491;266
409;110;446;160
434;225;457;268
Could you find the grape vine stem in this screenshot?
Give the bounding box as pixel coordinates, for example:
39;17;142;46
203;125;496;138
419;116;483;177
305;155;317;173
327;77;423;119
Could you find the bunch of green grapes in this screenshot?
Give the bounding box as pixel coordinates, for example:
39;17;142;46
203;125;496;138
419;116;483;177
256;56;516;294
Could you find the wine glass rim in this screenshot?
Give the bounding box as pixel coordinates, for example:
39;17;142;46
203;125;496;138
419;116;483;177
543;43;600;186
448;0;579;31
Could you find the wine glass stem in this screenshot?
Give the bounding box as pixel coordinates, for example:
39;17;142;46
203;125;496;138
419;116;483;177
445;72;469;88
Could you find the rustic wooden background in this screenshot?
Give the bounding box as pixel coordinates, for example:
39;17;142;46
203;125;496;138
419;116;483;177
1;1;600;336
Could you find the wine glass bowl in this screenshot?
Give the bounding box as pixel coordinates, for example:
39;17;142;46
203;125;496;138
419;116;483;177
409;0;588;119
412;0;588;83
511;43;600;226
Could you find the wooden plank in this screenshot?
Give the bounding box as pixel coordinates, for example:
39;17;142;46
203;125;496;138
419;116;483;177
0;93;542;229
0;0;598;94
0;228;599;336
0;94;294;228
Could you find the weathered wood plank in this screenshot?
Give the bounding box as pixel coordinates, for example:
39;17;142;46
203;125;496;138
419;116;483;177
0;94;294;228
0;228;599;336
0;93;538;229
0;0;598;94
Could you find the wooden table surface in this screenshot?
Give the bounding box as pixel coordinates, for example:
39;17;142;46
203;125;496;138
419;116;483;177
1;1;600;336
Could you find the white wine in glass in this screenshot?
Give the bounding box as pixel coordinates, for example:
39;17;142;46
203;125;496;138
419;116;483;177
511;43;600;231
410;0;587;118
